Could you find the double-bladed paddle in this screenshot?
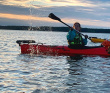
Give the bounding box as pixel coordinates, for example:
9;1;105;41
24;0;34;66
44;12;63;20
48;13;91;40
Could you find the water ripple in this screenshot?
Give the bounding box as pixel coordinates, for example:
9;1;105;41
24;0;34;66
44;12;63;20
0;30;110;93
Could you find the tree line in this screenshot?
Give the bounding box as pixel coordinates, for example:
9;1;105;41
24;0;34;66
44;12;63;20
0;26;110;33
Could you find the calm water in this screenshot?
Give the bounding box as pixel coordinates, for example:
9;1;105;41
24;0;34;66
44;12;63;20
0;30;110;93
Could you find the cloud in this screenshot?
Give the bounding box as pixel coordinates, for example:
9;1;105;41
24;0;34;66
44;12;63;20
0;0;97;8
0;0;110;28
0;13;56;26
33;0;96;8
0;13;51;21
1;0;110;9
0;0;32;8
0;12;110;28
0;4;30;15
63;18;110;28
0;18;30;26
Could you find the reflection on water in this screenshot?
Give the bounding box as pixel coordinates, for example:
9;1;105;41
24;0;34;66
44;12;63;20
66;56;110;93
67;55;83;62
0;30;110;93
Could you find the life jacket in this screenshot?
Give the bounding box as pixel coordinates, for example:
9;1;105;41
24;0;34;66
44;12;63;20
70;32;83;45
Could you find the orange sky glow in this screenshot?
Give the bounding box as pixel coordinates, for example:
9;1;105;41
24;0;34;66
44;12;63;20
0;0;110;28
0;13;110;28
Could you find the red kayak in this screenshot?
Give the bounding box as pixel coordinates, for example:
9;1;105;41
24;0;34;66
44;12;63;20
16;40;110;57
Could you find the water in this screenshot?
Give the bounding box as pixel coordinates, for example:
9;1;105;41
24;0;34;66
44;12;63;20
0;30;110;93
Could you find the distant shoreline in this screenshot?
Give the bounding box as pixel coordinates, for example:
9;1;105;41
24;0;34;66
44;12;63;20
0;26;110;33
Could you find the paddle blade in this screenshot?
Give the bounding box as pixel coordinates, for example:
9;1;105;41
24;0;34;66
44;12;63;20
48;13;61;21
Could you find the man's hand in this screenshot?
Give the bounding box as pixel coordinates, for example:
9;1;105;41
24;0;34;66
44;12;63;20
69;27;73;31
85;35;88;39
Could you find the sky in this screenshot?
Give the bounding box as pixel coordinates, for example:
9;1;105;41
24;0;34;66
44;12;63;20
0;0;110;28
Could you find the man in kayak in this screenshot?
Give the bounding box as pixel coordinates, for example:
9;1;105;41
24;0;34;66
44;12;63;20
67;22;88;48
